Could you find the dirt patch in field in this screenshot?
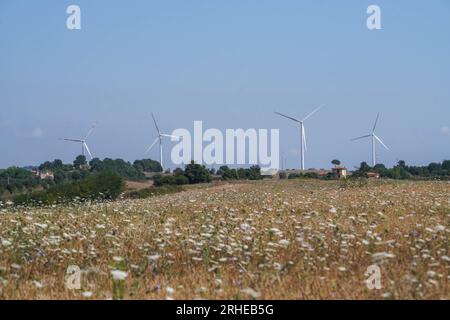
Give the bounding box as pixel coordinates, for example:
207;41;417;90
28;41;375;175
125;180;153;190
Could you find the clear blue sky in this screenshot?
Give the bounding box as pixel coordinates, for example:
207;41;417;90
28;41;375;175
1;0;449;169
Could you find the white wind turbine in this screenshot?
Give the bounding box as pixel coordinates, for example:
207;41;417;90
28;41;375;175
61;123;96;160
275;106;322;171
145;114;182;171
351;113;390;166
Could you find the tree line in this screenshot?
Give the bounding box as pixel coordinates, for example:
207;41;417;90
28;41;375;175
352;160;450;179
0;156;162;196
13;172;125;206
2;155;448;205
152;164;264;187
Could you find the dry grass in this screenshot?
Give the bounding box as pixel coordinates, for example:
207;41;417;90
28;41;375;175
0;179;448;300
125;180;154;190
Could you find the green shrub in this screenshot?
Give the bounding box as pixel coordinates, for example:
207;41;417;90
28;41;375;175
184;161;212;184
89;158;145;181
217;166;239;180
217;165;262;181
133;159;163;173
125;185;183;199
174;175;189;185
13;172;124;206
304;172;319;179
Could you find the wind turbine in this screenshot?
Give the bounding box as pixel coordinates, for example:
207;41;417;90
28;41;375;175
146;114;182;171
351;113;389;166
275;106;322;171
61;123;96;160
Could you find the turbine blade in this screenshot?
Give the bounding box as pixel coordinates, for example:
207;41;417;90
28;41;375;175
83;142;93;159
145;137;159;154
302;125;307;152
374;134;390;150
372;113;380;132
84;122;97;140
302;105;322;121
274;111;300;123
151;113;160;134
63;138;83;143
351;134;371;141
160;133;183;140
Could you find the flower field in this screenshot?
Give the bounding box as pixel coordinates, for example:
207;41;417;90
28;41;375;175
0;179;448;299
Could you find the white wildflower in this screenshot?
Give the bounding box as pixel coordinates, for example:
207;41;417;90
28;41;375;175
1;239;12;247
278;239;290;247
166;287;175;294
371;252;396;262
148;254;160;262
110;270;128;281
241;288;261;299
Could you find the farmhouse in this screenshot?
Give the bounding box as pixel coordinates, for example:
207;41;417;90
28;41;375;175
367;172;380;179
40;171;54;180
332;166;348;178
32;170;54;181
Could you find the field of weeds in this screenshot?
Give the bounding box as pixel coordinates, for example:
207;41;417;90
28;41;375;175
0;179;448;300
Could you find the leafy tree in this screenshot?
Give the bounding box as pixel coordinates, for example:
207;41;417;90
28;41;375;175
389;165;411;180
153;174;188;187
442;160;450;171
174;175;189;185
428;162;442;176
247;166;263;180
0;167;40;193
14;172;125;206
89;158;103;171
217;165;262;181
74;155;87;168
350;162;372;178
184;161;211;184
304;171;319;179
133;159;163;173
237;168;248;179
89;158;145;181
359;162;371;172
217;166;239;180
57;171;72;184
398;160;406;168
38;159;69;172
331;159;341;166
373;164;388;177
173;168;185;176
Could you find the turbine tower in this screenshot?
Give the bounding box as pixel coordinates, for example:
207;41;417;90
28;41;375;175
351;113;389;166
275;106;322;171
61;123;96;160
146;114;182;171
